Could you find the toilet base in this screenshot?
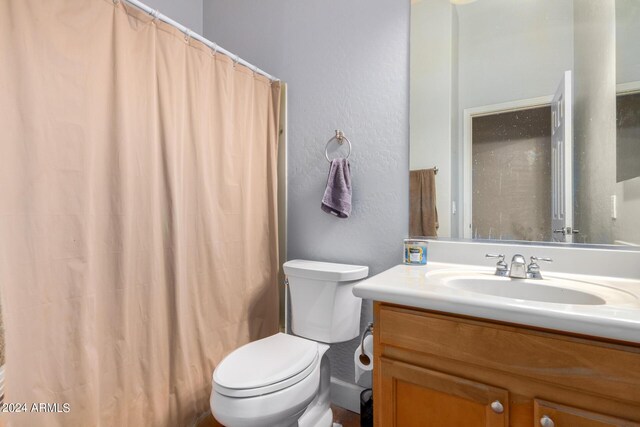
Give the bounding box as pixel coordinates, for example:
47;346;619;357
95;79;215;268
299;344;332;427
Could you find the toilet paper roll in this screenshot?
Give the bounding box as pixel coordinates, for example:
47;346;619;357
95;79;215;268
354;335;373;387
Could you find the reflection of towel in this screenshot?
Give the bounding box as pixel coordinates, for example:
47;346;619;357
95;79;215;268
409;168;438;237
321;158;352;218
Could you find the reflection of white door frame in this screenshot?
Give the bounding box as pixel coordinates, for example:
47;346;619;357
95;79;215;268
551;70;574;243
462;95;553;238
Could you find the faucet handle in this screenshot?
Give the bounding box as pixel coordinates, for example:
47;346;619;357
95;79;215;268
486;254;508;276
528;256;553;279
530;256;553;263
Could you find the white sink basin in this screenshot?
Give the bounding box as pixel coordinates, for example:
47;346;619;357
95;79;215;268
446;276;604;305
352;262;640;344
426;270;636;306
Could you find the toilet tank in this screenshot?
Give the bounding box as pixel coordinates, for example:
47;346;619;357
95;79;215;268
283;260;369;343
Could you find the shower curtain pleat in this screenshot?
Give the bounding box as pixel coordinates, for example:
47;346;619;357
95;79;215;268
0;1;281;426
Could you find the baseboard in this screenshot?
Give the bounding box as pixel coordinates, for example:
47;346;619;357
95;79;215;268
330;377;365;414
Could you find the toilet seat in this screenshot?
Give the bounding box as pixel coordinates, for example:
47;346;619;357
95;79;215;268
213;333;319;398
211;356;322;427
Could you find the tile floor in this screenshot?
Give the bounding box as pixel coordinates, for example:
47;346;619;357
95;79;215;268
198;405;360;427
332;405;360;426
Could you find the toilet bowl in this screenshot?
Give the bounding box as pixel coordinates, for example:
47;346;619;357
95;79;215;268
211;260;369;427
211;333;328;427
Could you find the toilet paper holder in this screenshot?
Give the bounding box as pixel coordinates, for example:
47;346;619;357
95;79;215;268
358;322;374;366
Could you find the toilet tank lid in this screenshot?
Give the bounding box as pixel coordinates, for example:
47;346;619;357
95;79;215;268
283;260;369;282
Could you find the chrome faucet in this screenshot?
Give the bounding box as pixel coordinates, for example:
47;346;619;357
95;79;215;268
508;254;527;279
486;253;552;279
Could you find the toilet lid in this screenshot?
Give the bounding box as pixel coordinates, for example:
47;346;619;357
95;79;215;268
213;333;319;397
283;259;369;282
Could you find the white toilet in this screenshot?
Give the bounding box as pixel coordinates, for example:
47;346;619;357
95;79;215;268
210;259;369;427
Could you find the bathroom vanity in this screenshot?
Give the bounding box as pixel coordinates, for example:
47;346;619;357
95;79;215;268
374;302;640;426
353;241;640;427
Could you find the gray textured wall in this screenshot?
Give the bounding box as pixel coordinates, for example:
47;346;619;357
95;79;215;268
143;0;203;34
203;0;410;383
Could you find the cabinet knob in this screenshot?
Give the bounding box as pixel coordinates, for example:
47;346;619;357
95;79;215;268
540;415;555;427
490;400;504;414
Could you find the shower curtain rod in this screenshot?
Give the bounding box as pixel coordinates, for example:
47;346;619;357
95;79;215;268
122;0;280;82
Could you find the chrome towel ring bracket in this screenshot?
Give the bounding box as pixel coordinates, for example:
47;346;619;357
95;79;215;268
325;129;352;163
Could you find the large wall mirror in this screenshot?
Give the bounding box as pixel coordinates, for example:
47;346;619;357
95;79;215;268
410;0;640;246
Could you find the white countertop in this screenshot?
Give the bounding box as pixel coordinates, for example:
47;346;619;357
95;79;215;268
353;262;640;344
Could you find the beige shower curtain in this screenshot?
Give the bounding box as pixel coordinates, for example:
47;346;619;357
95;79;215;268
0;0;281;426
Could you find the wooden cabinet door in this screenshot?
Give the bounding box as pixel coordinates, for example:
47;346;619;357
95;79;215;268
378;357;509;427
534;400;640;427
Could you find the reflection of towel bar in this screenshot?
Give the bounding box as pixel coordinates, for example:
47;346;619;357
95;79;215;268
325;129;352;162
410;167;438;174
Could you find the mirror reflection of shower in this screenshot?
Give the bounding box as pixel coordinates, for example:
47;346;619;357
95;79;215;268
470;105;553;242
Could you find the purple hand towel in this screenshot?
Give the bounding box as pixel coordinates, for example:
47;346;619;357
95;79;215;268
321;158;352;218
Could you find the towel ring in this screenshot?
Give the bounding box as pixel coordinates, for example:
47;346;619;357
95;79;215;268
325;130;352;163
